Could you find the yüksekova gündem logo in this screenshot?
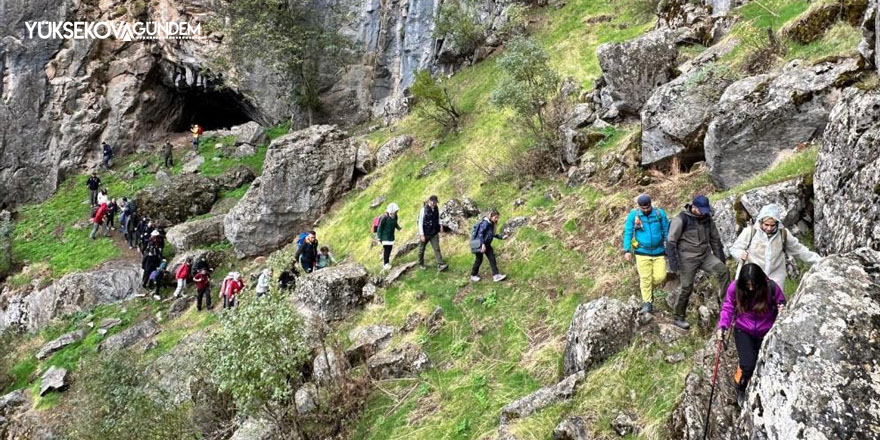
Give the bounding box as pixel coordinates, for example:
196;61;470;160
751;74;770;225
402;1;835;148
25;21;202;41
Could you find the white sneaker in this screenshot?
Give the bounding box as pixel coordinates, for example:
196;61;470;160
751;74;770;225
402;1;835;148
383;264;392;271
470;276;481;282
493;274;507;282
152;295;161;301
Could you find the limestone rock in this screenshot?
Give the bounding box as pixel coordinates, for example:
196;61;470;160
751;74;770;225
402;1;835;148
224;125;358;258
814;88;880;254
98;319;160;352
36;329;85;360
0;262;141;333
181;155;205;174
98;317;122;335
858;0;878;68
135;174;218;225
229;418;276;440
0;390;29;418
739;177;810;227
233;143;257;158
293;263;369;322
166;216;226;252
230;122;267;146
705;58;861;189
401;312;424;332
346;324;395;364
295;383;318;415
553;415;591;440
612;412;640;436
781;0;867;45
376;135;414;166
711;195;740;256
641;62;733;165
355;141;376;175
0;211;12;280
150;330;208;405
313;349;348;384
370;195;387;209
499;371;585;425
439;197;481;234
500;216;530;238
595;29;681;116
169;296;195;317
563;297;640;375
393;236;421;259
39;366;68;396
567;162;599;186
740;249;880;440
212;165;256;191
366;344;430;379
383;262;418;286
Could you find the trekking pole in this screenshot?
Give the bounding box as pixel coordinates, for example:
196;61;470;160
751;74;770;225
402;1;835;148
703;330;725;440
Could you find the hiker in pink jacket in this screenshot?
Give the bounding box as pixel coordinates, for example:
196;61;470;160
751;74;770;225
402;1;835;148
716;263;786;405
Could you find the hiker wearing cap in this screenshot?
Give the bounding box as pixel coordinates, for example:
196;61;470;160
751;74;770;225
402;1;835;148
470;209;506;282
666;195;730;330
221;272;245;309
255;268;273;297
417;195;449;272
716;263;786;405
172;257;192;298
376;203;403;270
295;231;319;273
622;194;670;316
729;203;821;289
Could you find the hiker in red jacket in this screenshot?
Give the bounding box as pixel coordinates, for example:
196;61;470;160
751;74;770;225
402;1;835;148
221;272;245;309
172;258;192;298
193;268;212;311
89;203;108;240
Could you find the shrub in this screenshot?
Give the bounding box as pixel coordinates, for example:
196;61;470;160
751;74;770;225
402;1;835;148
411;70;462;131
434;0;486;55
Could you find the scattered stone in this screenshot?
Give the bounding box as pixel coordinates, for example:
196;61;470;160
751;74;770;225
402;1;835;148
230;121;268;146
169;295;195;317
155;170;170;182
99;317;122;331
611;412;640;436
143;340;158;352
211;165;256;191
367;344;430;379
566;162;599;186
383;262;418;286
553;415;591;440
376;135;414;166
0;390;29;418
657;323;687;345
181;154;205;174
295;383;318;415
98;319;160;352
36;329;85;360
346;324;395;364
563;297;640;375
166;215;226;252
362;282;378;303
513;198;525;207
313;349;348;384
500;371;585;425
370;195;387;209
232;143;257;158
39;366;68;396
417;162;440;179
607;164;626;185
393;236;421;259
401;312;424;332
500;216;530;238
698;305;713;333
665;353;686;364
426;306;444;333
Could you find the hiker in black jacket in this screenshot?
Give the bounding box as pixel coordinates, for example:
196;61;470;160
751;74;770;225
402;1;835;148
102;142;113;169
417;195;448;271
162;140;173;168
295;231;319;273
470;209;506;283
86;173;101;207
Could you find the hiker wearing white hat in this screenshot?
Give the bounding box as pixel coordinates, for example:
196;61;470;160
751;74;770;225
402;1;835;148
376;203;403;270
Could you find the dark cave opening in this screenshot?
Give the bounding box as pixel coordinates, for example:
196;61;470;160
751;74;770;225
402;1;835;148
170;87;257;132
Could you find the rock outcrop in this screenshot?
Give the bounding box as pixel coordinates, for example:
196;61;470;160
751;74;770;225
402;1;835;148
376;135;414;166
39;366;69;396
292;263;369;322
150;330;208;404
814;88;880;254
595;29;681;117
439;197;480;234
0;211;12;280
98;319;160;352
166;216;226;252
366;343;430;379
0;262;141;333
553;415;591;440
704;58;860;189
562;297;640;376
740;248;880;439
134;174;218;226
36;329;85;360
211;165;256;192
225;125;358;258
499;372;585;426
781;0;867;44
346;324;395;364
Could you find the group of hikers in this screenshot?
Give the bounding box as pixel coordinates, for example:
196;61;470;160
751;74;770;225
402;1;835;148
621;193;822;404
371;195;507;282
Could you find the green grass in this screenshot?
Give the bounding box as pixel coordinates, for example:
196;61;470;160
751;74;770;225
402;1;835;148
784;22;862;62
716;146;818;200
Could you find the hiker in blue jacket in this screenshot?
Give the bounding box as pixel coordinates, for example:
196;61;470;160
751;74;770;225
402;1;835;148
470;209;506;282
622;194;670;316
295;231;319;273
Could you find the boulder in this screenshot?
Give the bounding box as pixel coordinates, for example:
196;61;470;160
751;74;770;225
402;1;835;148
0;390;30;419
711;195;740;256
232;143;257;158
376;135;414;166
134;174;218;225
781;0;867;44
313;348;348;384
640;63;733;165
355;141;376;175
169;295;195;317
98;319;160;352
150;330;208;404
553;415;591;440
293;263;369;322
98;317;122;335
500;216;530;238
39;366;68;396
499;371;585;426
212;165;256;191
739;177;810;227
36;329;85;360
0;262;141;333
563;297;640;376
858;0;878;68
229;418;276;440
739;248;880;440
668;337;740;440
595;29;681;116
417;162;440;179
370;195;387;209
230;122;267;146
704;58;861;189
383;262;418;286
566;162;599;187
346;324;395;364
224;125;358;258
181;154;205;174
814;88;880;255
366;343;430;379
439;197;481;234
166;216;226;252
295;383;318;415
560;103;597;164
401;312;424;332
0;211;12;280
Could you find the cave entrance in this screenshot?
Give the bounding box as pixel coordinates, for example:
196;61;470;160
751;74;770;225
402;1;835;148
170;87;257;132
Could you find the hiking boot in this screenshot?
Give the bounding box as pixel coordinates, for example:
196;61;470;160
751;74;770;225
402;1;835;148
736;387;746;407
673;317;691;330
493;274;507;282
640;302;653;315
152;295;161;301
470;275;481;282
438;263;449;272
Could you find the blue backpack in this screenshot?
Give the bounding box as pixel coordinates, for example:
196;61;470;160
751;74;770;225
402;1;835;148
296;232;309;246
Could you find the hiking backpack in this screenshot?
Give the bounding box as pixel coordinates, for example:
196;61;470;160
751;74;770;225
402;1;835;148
196;125;204;135
371;214;385;234
296;232;310;246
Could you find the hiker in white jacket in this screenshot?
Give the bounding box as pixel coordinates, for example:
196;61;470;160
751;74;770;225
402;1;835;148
729;203;822;289
255;268;273;298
